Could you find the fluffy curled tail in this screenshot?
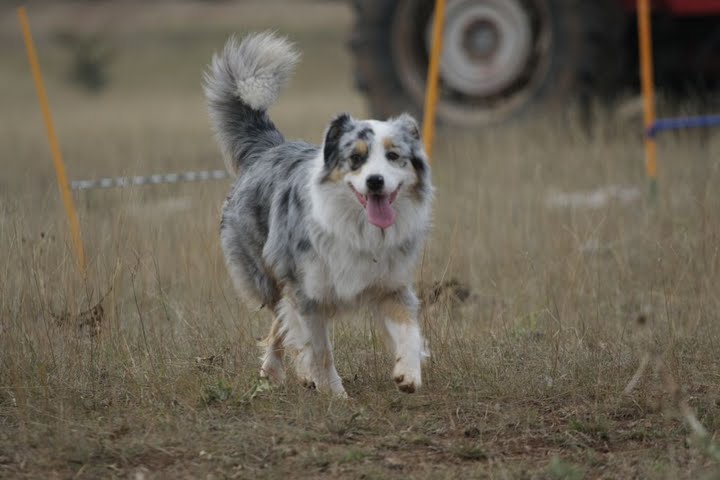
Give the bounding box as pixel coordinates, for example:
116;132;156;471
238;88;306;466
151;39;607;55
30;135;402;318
204;32;300;175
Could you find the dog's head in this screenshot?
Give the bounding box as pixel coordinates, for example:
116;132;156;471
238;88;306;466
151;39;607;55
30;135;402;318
318;113;430;229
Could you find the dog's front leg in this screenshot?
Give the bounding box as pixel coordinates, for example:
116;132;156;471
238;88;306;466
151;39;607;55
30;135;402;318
378;288;425;393
276;294;346;396
300;311;346;396
260;314;286;383
288;297;345;397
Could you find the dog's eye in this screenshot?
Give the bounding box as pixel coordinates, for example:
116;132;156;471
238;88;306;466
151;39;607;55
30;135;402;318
386;152;400;161
349;153;362;169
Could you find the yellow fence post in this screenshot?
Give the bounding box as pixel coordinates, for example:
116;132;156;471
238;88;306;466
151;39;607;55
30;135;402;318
637;0;658;196
18;6;86;272
422;0;447;161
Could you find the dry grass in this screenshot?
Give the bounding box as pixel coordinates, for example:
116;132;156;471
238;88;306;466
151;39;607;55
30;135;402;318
2;2;720;478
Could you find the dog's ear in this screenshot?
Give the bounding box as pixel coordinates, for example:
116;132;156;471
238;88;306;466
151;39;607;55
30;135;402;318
395;113;428;173
395;113;421;141
323;113;352;166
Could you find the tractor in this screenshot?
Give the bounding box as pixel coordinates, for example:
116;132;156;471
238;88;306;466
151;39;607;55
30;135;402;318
349;0;720;127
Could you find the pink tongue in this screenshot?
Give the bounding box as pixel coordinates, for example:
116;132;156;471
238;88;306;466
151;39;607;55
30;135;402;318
366;195;396;229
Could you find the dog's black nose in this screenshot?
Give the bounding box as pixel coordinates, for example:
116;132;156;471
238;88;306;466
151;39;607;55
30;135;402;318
366;175;384;193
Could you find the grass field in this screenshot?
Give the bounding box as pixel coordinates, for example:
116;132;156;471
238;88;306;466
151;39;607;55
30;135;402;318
2;2;720;478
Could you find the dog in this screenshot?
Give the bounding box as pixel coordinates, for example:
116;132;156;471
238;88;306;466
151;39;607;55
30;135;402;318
204;32;433;396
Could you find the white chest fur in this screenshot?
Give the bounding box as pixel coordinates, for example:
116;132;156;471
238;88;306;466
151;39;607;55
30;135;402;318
301;239;416;302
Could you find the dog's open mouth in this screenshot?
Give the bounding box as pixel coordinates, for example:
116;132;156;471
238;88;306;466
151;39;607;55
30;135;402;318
350;184;401;229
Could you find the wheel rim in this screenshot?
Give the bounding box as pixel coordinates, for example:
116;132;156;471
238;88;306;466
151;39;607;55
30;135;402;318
391;0;553;126
434;0;533;97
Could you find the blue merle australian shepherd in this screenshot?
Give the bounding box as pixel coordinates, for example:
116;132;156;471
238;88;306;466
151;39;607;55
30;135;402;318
204;32;433;396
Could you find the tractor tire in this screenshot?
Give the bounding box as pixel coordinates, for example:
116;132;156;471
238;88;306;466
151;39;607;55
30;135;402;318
349;0;626;128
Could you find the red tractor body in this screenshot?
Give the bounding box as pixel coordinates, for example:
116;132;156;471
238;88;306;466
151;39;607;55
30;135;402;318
350;0;720;128
620;0;720;15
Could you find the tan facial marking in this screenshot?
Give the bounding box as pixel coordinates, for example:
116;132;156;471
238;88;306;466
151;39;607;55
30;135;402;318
355;140;368;156
326;167;344;183
382;137;395;151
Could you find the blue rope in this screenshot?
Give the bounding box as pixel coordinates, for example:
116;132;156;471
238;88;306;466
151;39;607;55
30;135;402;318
646;114;720;138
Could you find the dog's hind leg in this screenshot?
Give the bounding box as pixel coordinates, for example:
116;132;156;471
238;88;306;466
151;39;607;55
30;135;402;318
376;287;425;393
259;313;286;383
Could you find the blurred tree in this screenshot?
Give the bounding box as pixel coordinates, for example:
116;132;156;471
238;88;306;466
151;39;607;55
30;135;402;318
54;31;114;93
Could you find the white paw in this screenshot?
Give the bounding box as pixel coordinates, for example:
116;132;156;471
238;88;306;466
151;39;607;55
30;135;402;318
393;361;422;393
321;377;348;398
308;367;347;397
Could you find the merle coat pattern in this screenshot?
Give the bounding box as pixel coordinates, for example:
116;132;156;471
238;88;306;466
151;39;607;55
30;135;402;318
205;32;433;396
